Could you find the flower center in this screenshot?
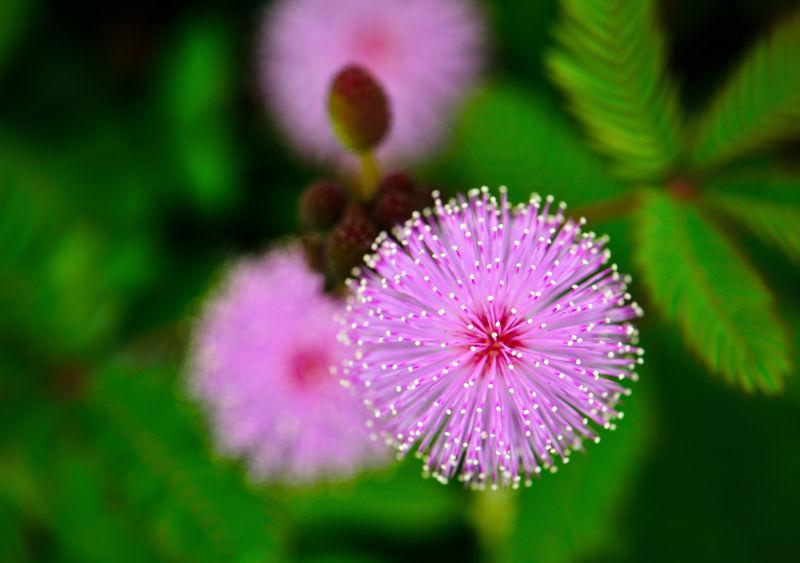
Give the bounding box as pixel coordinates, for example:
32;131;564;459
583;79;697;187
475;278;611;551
289;349;331;388
350;21;393;65
466;309;525;370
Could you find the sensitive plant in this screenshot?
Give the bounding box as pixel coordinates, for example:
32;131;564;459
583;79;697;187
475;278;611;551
2;1;800;562
198;0;648;489
341;188;643;489
189;0;800;492
189;245;386;482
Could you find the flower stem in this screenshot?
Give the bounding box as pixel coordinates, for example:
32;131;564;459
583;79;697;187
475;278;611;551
358;151;380;201
469;489;517;563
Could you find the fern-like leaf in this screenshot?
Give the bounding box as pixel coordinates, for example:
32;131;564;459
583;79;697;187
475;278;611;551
634;190;791;392
88;357;281;562
547;0;683;182
703;175;800;263
688;11;800;168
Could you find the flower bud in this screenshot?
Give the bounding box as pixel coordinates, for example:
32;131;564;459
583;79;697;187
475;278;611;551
328;65;391;153
301;232;327;274
299;180;346;230
327;204;377;280
372;172;419;231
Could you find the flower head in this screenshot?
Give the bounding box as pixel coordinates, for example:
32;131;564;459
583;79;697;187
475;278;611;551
261;0;484;164
340;188;644;489
190;245;384;483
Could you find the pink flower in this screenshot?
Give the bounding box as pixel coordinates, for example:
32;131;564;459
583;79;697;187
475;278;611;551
340;188;644;489
190;245;384;483
260;0;484;165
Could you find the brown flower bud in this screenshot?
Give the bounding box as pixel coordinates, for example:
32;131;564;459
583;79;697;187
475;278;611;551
328;65;391;153
327;204;377;280
301;232;327;274
298;180;346;230
372;172;430;231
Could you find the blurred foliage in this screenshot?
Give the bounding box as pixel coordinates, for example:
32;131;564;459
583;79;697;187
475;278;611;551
0;0;37;76
87;356;281;562
688;11;800;169
436;84;627;206
505;368;655;563
704;174;800;263
0;137;120;362
161;15;241;215
0;0;799;562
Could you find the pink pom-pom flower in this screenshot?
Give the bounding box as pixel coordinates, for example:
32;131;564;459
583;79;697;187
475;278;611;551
190;245;384;483
260;0;484;164
340;188;644;489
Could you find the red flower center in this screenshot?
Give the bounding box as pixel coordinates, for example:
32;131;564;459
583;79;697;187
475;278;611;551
466;308;525;372
350;21;393;65
289;349;331;388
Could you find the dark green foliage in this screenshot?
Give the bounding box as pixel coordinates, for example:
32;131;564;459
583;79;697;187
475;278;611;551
87;356;282;562
0;0;37;76
50;451;161;563
0;139;120;361
0;495;26;563
547;0;683;181
438;84;627;206
634;190;792;392
618;329;800;563
162;15;241;214
704;174;800;263
505;370;654;563
284;458;462;538
688;11;800;169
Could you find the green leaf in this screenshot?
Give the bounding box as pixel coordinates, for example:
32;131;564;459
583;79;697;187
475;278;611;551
435;83;627;207
161;15;240;214
283;456;462;537
0;0;37;76
547;0;683;182
51;452;160;563
634;190;792;392
499;370;653;563
0;495;26;563
688;11;800;168
703;175;800;263
0;138;120;360
88;356;282;562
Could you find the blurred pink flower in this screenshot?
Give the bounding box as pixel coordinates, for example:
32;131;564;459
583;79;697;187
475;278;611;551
190;245;384;483
260;0;484;165
341;188;644;489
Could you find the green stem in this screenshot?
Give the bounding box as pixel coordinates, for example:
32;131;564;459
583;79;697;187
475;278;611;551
469;489;518;563
358;151;380;201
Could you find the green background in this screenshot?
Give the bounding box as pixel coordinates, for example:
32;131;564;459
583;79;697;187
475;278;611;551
1;0;799;561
